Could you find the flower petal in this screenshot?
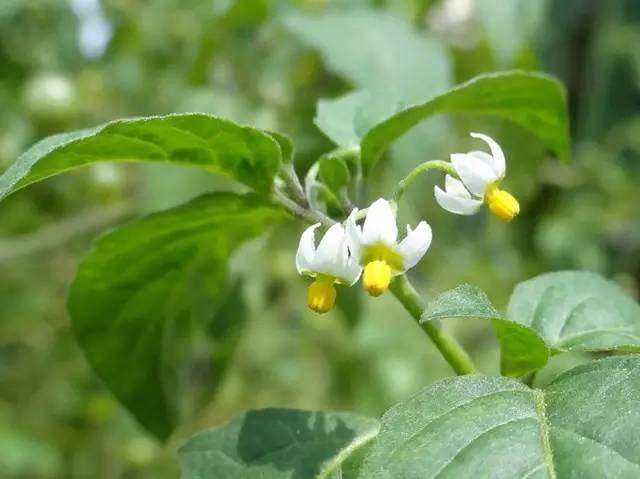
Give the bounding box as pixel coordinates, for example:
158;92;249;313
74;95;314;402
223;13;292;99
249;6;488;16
362;198;398;246
397;221;432;271
346;209;363;261
342;257;363;286
444;175;471;196
434;185;483;215
470;132;506;178
313;223;347;272
296;223;320;274
467;150;501;178
450;152;496;197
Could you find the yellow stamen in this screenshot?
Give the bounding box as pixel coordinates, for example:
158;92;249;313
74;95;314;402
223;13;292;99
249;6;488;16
307;277;336;314
485;185;520;222
363;260;392;297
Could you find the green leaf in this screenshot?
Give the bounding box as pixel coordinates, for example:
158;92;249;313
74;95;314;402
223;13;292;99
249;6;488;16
476;0;549;67
68;192;283;440
508;271;640;354
358;355;640;478
361;71;570;172
267;131;295;163
421;285;549;377
179;408;379;479
0;113;283;199
319;155;350;196
314;92;368;147
284;10;450;103
286;9;452;153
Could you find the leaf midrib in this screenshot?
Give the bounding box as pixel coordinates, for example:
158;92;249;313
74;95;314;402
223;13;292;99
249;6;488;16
533;389;557;479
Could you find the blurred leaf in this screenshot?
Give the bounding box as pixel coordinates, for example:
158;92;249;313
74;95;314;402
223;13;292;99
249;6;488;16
315;92;368;147
421;285;549;377
68;193;284;440
179;408;379;478
359;355;640;478
286;8;451;155
335;282;364;331
0;114;283;198
476;0;549;67
508;271;640;354
361;71;570;172
284;10;450;103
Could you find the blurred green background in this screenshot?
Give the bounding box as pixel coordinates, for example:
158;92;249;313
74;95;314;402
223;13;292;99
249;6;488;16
1;0;639;477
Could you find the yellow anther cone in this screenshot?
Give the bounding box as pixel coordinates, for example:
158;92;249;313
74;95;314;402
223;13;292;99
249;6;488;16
363;260;392;297
485;186;520;222
307;277;336;314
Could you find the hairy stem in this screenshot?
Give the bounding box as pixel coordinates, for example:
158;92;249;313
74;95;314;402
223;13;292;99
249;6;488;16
274;189;335;228
389;275;476;375
393;160;457;203
280;163;309;207
275;181;476;375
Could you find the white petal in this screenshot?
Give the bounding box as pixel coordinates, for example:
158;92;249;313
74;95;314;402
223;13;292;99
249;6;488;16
434;185;483;215
318;224;362;283
343;257;363;286
295;223;320;274
362;198;398;246
470;132;506;178
313;223;346;272
450;153;496;197
444;175;470;196
467;150;501;178
346;209;363;261
397;222;432;271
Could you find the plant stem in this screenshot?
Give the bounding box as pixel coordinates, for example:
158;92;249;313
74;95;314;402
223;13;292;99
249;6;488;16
393;160;457;203
389;275;476;375
274;189;335;228
281;163;308;207
275;181;476;375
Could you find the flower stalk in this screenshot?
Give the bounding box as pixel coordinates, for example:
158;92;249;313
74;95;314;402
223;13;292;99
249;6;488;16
393;160;457;203
275;165;477;376
389;274;476;375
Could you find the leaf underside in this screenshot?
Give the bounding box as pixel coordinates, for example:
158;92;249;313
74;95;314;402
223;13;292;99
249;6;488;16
508;271;640;354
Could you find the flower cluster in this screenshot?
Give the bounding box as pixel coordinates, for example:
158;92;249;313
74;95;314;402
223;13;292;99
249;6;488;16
296;133;518;313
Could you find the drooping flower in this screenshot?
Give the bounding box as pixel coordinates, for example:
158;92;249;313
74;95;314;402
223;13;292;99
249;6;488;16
296;223;362;314
347;198;432;297
434;132;520;222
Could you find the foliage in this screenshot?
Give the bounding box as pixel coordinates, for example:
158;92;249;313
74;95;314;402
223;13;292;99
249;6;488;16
2;1;640;478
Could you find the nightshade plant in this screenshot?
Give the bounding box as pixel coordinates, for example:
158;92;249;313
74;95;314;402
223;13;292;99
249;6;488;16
3;69;640;478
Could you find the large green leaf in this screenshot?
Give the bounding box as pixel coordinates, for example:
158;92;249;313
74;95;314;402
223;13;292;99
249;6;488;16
284;10;450;104
0;113;283;198
421;285;549;377
179;408;379;479
314;92;368;147
68;193;283;440
361;71;570;171
358;355;640;478
285;9;452;154
508;271;640;354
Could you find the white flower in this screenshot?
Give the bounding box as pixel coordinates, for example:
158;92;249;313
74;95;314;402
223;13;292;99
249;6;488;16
434;132;520;222
347;198;432;296
296;223;361;313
